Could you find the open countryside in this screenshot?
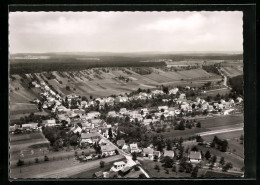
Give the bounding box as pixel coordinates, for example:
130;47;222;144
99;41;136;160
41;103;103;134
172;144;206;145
9;52;244;179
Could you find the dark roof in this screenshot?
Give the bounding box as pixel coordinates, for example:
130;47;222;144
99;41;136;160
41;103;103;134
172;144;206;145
189;151;202;160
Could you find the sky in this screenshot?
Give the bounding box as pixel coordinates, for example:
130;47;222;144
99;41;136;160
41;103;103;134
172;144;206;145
9;11;243;54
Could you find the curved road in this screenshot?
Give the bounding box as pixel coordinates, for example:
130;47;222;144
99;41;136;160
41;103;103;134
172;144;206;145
98;133;150;178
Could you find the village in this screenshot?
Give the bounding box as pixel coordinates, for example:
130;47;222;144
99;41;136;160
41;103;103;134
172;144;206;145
10;77;244;178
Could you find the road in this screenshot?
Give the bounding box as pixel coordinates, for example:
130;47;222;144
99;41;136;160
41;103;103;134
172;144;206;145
98;133;150;178
197;127;243;136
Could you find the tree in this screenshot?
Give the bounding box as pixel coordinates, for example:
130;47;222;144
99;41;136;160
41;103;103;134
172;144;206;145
191;166;199;178
196;135;204;143
115;149;119;155
70;135;78;146
211;155;217;164
35;158;39;163
172;165;177;172
219;157;225;166
196;122;201;128
17;159;24;166
44;155;49;161
221;140;229;152
108;128;113;139
205;150;211;160
185;163;193;173
100;160;105;168
154;164;160;172
132;152;137;161
162;86;169;94
166;140;172;150
240;135;244;144
164;156;174;168
139;174;146;178
153;155;158;162
222;162;233;172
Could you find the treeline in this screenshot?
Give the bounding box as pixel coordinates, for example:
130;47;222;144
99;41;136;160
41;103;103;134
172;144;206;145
202;65;221;75
229;75;243;95
10;58;166;74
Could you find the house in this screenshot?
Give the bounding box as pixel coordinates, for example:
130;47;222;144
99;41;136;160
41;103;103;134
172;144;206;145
110;161;126;172
122;144;130;153
174;109;181;115
142;119;153;126
143;148;154;159
93;171;103;178
116;140;125;148
163;149;174;158
71;125;82;134
169;88;179;95
21;123;38;130
188;151;202;163
140;108;149;115
151;90;164;96
42;119;56;127
153;151;161;158
107;111;117;117
236;97;243;103
129;143;140;153
179;93;186;99
101;144;116;156
119;108;128;115
158;106;168;112
118;166;132;177
80;132;100;145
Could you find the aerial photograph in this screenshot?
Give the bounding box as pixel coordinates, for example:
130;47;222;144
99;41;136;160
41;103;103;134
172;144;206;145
9;11;244;179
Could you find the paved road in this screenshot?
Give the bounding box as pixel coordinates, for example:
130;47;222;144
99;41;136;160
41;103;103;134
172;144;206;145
198;127;243;136
98;133;150;178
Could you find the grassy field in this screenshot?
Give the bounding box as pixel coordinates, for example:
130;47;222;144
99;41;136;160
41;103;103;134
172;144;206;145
70;158;126;178
10;154;125;178
203;170;242;178
197;145;244;169
10;132;50;161
199;115;243;129
140;159;192;178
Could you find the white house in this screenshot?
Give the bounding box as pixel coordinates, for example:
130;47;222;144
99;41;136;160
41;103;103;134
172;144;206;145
42;119;56;127
169;88;179;95
188;151;202;163
129;143;140;153
110;161;126;172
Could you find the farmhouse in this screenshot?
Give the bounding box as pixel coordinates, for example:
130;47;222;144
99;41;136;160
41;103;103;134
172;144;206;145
122;144;130;153
107;111;117;117
119;108;128;115
163;149;174;158
129;143;140;153
101;144;115;156
21;123;38;130
143;148;154;159
110;161;126;172
42;119;56;127
169;88;179;95
188;151;202;163
152;90;164;95
158;106;168;112
80;132;100;145
179;93;186;99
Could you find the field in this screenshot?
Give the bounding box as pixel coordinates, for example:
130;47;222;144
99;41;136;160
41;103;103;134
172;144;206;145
10;154;125;178
139;159;192;178
10;132;50;161
203;170;242;178
220;65;243;77
147;114;243;140
70;158;126;178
